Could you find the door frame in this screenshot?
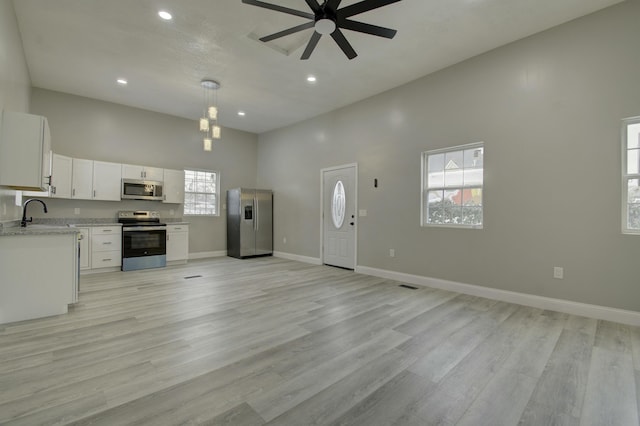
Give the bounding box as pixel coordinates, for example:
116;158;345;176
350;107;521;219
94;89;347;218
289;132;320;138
320;163;358;267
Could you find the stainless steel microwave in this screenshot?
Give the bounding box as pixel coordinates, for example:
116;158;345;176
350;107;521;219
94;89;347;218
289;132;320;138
121;179;164;201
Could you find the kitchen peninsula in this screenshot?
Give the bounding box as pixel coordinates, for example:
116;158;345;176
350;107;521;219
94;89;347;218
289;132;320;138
0;223;79;324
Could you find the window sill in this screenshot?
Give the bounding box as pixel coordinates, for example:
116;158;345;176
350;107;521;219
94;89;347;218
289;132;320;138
422;224;483;230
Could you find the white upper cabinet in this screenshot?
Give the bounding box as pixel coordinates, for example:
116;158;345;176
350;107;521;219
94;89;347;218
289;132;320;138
0;111;52;191
50;154;73;199
71;158;94;200
92;161;122;201
163;169;184;204
72;159;121;201
122;164;163;181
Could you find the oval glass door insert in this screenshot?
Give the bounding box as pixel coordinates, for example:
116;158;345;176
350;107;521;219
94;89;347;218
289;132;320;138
332;180;346;229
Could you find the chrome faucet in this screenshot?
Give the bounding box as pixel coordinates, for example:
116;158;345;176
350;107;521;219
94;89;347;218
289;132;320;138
21;198;48;227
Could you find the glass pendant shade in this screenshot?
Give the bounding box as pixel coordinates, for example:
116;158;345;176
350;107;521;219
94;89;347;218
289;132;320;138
199;117;209;132
208;106;218;120
199;79;221;150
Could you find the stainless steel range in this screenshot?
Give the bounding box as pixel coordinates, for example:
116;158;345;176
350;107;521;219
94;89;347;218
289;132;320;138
118;211;166;271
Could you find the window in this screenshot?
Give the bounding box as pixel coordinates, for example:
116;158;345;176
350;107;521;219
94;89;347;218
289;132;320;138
421;142;484;228
184;169;219;216
623;117;640;234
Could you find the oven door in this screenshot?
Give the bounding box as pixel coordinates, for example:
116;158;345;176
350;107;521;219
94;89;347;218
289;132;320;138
122;226;167;258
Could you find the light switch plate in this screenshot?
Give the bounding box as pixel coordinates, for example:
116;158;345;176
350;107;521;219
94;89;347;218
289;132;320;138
359;209;367;217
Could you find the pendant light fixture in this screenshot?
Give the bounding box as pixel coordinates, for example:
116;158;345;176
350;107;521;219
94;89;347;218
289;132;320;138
199;79;221;151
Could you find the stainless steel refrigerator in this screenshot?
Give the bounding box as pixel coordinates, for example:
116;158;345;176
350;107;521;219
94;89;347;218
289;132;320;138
227;188;273;258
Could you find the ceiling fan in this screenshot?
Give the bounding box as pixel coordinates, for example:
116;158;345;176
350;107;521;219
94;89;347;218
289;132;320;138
242;0;402;60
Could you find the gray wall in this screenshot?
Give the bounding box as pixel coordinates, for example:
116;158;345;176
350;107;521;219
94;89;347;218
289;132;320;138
0;0;31;221
29;89;258;254
257;0;640;311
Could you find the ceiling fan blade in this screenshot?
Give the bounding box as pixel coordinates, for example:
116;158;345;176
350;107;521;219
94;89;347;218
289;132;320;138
301;32;322;60
326;0;343;12
260;22;315;42
242;0;314;20
338;19;397;38
338;0;402;19
331;29;357;60
305;0;322;13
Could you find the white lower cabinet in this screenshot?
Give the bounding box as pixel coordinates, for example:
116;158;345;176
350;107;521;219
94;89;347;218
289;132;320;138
0;232;78;324
166;224;189;263
78;227;90;270
89;226;121;270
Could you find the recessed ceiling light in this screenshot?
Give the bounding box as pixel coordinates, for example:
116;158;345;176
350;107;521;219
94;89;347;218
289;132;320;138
158;10;172;20
116;79;128;86
307;75;317;83
238;111;246;116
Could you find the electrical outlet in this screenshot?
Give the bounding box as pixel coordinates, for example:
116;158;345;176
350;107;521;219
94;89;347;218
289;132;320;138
74;208;80;215
359;209;367;217
283;237;287;244
553;267;564;279
2;202;6;216
389;248;395;258
169;209;175;216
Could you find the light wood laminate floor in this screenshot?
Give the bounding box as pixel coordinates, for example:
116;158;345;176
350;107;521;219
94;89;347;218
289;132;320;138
1;257;639;425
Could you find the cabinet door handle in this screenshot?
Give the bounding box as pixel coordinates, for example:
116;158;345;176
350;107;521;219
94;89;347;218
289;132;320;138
103;242;112;245
103;258;111;262
72;188;76;196
93;190;96;198
103;229;112;232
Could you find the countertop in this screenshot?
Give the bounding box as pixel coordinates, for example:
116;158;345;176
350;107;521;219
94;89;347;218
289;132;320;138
68;223;122;228
0;223;80;237
0;218;188;236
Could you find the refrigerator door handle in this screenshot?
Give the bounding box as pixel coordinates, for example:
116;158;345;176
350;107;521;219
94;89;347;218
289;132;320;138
254;196;259;231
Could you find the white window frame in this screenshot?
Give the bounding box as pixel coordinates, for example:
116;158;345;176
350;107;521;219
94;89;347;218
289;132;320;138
183;169;220;217
622;116;640;234
421;142;484;229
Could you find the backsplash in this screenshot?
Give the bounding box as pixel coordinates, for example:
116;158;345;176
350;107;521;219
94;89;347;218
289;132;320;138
0;188;21;221
21;197;184;222
30;217;185;225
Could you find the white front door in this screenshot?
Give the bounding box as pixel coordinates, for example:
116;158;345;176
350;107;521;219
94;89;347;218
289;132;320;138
322;165;356;269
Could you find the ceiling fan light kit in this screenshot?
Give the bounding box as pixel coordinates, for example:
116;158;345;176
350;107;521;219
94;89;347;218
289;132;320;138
315;18;336;35
242;0;402;60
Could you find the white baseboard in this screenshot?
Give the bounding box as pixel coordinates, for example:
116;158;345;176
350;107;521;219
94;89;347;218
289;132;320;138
355;265;640;327
274;251;322;265
189;251;227;260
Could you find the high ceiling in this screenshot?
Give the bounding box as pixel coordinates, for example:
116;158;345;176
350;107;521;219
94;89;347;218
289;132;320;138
12;0;623;134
